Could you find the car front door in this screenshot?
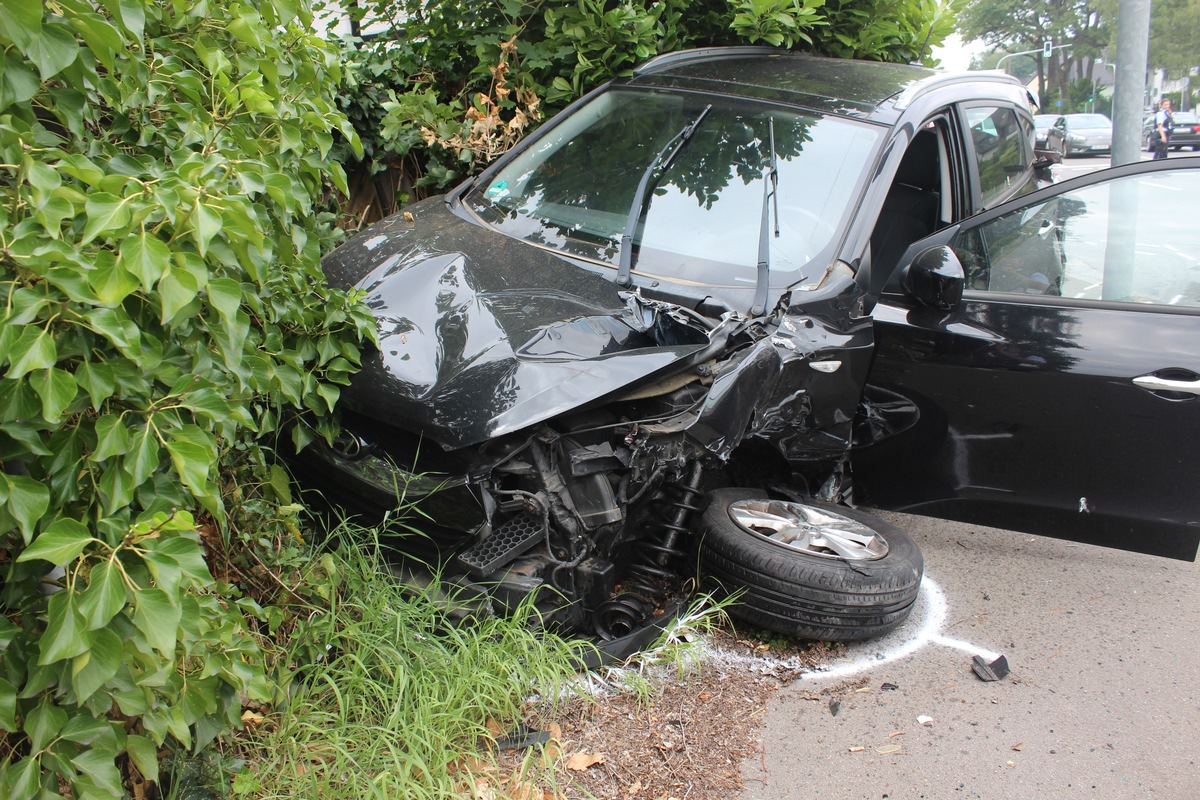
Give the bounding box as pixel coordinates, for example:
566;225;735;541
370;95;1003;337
853;158;1200;561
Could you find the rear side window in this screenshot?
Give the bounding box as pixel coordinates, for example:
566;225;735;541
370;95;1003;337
964;106;1030;208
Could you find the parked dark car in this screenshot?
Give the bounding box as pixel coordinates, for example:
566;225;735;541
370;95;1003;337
1034;113;1067;162
1063;112;1113;156
293;49;1199;657
1143;110;1200;151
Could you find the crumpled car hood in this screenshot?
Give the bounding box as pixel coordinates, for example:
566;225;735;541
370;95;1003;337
322;197;710;449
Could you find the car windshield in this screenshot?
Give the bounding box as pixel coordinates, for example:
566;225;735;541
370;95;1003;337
1174;112;1198;124
1034;116;1057;130
465;88;881;288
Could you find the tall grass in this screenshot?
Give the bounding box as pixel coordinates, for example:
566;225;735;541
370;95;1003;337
228;527;588;799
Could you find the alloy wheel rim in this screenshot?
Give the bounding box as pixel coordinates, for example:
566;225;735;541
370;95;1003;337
728;499;889;560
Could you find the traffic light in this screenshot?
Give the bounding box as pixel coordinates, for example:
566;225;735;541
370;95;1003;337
1043;39;1053;58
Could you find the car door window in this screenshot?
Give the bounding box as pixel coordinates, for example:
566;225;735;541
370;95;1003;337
955;169;1200;307
964;106;1030;207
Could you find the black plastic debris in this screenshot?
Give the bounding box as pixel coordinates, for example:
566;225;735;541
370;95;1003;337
972;654;1010;682
492;723;552;751
881;682;899;691
828;698;842;717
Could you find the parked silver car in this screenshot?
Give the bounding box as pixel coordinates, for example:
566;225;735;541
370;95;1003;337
1063;113;1112;156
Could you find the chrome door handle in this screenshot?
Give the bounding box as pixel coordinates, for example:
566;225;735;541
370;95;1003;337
1133;375;1200;396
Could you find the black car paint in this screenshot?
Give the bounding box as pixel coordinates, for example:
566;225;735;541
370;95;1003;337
855;158;1200;561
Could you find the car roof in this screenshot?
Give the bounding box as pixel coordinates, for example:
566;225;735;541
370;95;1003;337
621;47;1025;123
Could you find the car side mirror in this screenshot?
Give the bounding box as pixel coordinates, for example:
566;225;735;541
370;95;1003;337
901;246;964;311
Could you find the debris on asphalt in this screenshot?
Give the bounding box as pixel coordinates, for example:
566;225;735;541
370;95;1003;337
881;682;899;691
972;654;1011;682
849;746;865;752
829;698;842;717
916;715;934;727
876;744;902;754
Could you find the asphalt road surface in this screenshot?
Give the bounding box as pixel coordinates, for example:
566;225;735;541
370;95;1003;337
741;513;1200;799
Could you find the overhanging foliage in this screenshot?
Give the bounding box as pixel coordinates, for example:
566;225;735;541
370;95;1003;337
0;2;375;796
329;0;963;216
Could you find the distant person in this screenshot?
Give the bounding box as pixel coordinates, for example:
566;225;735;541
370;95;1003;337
1154;98;1174;160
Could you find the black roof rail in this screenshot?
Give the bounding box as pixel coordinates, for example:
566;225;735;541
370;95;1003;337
633;46;783;76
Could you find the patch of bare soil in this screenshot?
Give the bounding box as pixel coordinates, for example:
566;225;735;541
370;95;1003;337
496;628;850;800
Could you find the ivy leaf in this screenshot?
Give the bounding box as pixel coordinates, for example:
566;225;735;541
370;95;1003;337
17;517;92;564
118;231;171;293
67;13;125;73
0;0;42;50
56;153;106;187
29;366;78;423
24;698;68;752
0;421;49;459
5;756;40;800
146;533;213;585
158;264;200;325
125;423;161;486
39;590;94;664
75;361;117;409
24;21;80;81
206;277;242;323
88;253;140;306
72;746;124;797
85;307;140;356
190;199;222;257
78;559;129;630
71;627;123;702
97;459;134;513
5;326;58;379
35;190;76;234
25;158;61;194
60;713;119;749
0;678;16;732
1;286;50;326
227;16;266;51
4;474;50;544
164;425;215;502
92;413;130;460
0;50;39;112
126;734;159;783
315;382;339;414
132;588;180;657
115;0;146;42
80;192;132;244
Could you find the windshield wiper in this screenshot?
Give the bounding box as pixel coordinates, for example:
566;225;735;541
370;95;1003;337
615;105;713;288
752;116;779;316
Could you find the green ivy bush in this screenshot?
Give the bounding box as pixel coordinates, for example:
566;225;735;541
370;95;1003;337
0;1;376;796
328;0;962;213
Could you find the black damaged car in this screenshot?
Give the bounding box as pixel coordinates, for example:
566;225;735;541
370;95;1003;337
294;48;1200;655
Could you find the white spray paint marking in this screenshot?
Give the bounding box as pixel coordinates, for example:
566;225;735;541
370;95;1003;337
793;576;998;682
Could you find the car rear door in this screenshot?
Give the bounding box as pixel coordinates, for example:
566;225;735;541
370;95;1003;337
854;158;1200;560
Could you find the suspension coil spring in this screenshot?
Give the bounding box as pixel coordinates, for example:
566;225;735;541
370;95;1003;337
593;462;705;641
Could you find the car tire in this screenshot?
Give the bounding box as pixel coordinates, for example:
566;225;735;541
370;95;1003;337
697;488;924;641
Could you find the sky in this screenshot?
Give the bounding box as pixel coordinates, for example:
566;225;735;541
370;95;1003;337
931;33;987;72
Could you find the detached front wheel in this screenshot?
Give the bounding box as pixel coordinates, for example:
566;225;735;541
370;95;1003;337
698;489;923;642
